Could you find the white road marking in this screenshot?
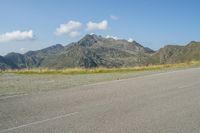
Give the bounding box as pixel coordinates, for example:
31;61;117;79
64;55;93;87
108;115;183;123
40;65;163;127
0;94;28;100
0;112;78;133
178;82;200;89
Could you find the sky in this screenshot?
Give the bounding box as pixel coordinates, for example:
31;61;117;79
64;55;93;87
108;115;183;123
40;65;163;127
0;0;200;55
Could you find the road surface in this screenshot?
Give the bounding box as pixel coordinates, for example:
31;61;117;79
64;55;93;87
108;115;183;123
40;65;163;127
1;68;200;133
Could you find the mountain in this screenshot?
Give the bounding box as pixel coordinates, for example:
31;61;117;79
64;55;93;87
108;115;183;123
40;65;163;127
1;34;200;69
2;44;65;69
0;56;10;69
153;41;200;64
39;34;154;68
1;34;154;69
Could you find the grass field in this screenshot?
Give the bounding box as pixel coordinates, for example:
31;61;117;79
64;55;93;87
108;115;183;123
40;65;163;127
1;61;200;75
0;61;200;97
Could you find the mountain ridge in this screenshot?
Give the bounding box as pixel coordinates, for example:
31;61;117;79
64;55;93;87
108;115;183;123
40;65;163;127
0;34;200;69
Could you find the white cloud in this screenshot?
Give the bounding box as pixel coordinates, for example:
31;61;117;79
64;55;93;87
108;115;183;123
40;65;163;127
68;31;80;38
55;20;82;37
106;35;119;40
110;15;118;20
87;20;108;31
128;38;134;42
0;30;33;42
20;48;26;51
20;48;27;53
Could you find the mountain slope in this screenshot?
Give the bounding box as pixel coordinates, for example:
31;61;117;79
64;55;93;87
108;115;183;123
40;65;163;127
1;34;199;69
0;56;11;69
39;34;154;68
153;41;200;64
2;34;154;69
3;44;65;69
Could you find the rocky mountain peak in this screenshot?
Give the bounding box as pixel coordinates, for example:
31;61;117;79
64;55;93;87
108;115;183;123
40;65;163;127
78;34;102;47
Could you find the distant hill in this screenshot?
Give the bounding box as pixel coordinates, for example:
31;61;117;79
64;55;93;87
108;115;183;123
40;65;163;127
0;56;11;69
0;34;200;69
153;41;200;64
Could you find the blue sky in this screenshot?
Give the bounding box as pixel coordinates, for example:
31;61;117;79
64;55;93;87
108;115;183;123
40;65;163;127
0;0;200;55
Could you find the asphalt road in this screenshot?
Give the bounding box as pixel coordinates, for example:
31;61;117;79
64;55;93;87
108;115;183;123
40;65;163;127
1;68;200;133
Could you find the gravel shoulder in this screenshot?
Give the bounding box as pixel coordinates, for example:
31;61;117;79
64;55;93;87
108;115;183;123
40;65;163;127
0;67;198;97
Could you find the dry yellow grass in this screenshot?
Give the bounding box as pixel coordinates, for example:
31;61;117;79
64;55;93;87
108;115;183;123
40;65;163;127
2;61;200;75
